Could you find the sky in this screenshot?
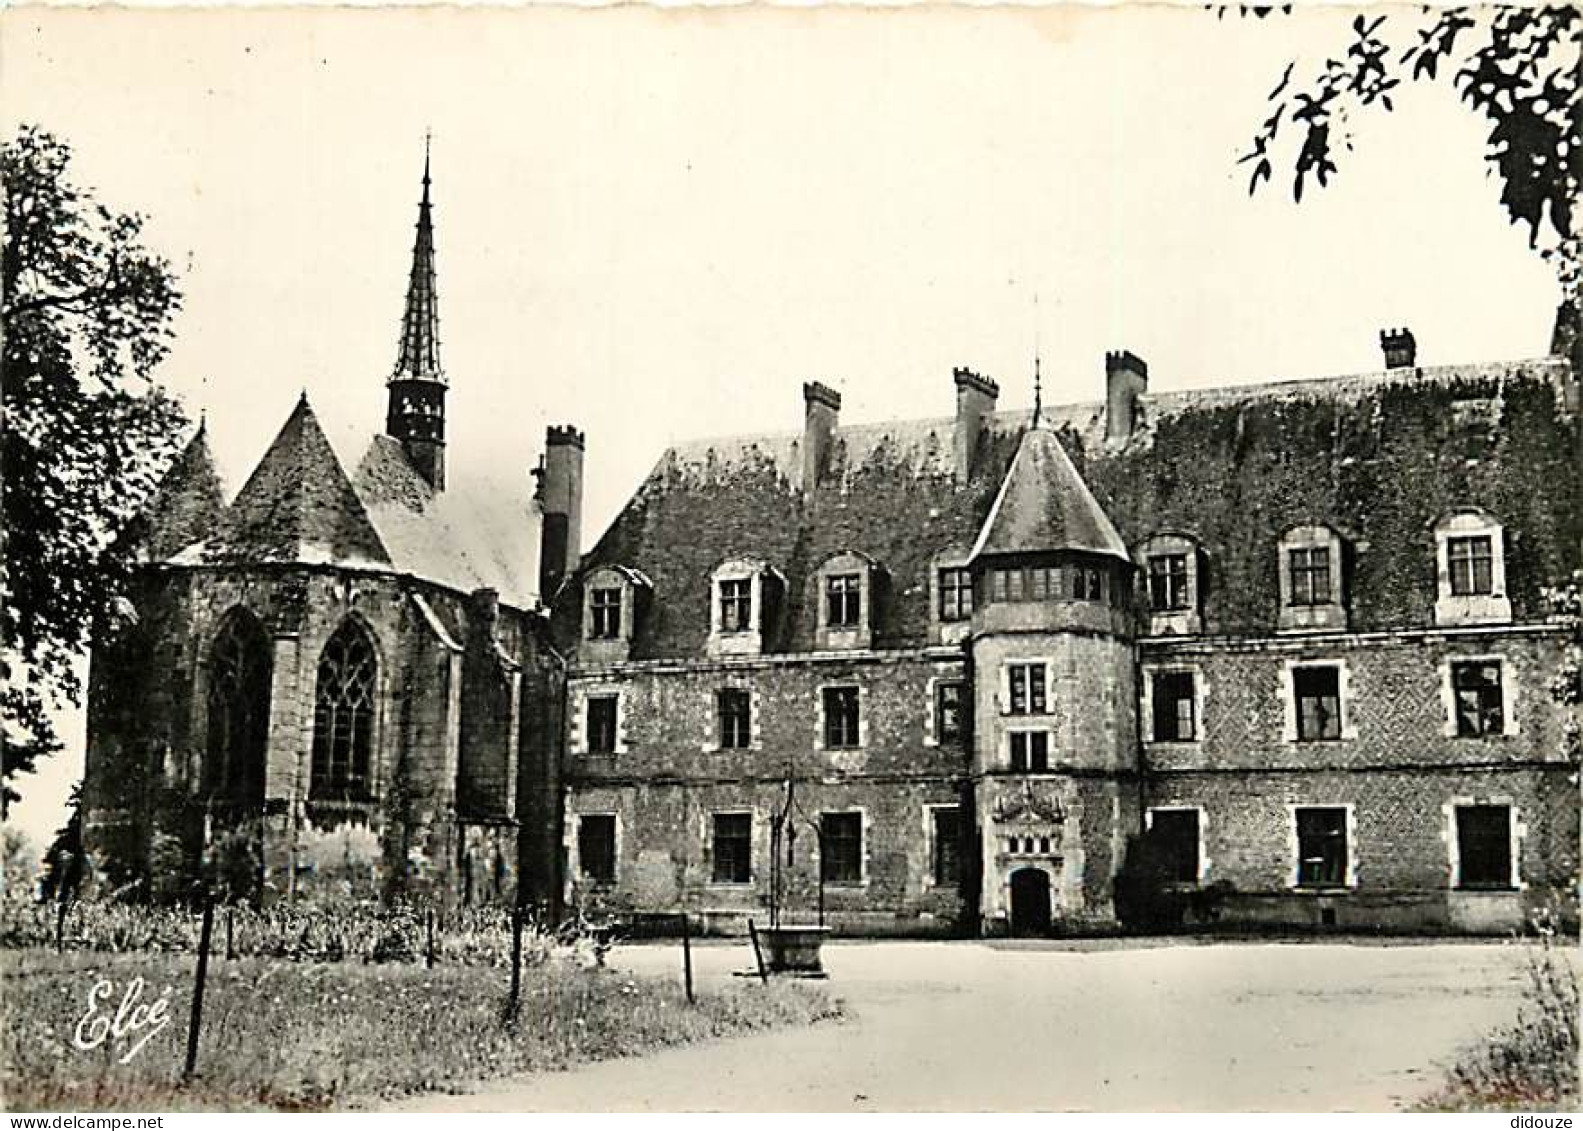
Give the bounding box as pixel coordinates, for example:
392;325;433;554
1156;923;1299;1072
0;3;1565;849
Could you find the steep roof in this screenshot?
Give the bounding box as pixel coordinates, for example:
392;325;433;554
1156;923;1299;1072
166;398;540;610
969;421;1128;563
130;422;227;562
196;395;390;567
570;357;1580;656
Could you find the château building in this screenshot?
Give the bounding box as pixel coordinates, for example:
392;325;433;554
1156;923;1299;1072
555;331;1581;935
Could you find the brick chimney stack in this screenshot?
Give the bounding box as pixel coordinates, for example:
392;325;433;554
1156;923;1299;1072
1105;350;1149;443
1380;328;1417;369
802;381;841;491
536;424;585;600
953;367;999;481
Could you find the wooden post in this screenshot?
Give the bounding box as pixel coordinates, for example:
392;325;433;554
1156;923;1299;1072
508;903;524;1016
747;919;769;984
425;908;436;969
184;897;215;1082
681;912;695;1005
54;897;68;954
225;908;235;961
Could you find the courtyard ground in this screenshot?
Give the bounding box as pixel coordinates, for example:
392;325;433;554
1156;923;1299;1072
396;935;1567;1112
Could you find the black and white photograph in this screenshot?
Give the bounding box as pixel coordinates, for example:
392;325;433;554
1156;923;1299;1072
1;1;1579;1116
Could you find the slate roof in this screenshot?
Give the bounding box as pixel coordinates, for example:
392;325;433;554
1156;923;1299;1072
968;421;1129;564
573;357;1580;657
158;397;541;610
127;423;227;563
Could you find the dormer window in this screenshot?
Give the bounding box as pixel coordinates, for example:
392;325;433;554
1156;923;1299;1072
720;579;753;632
1136;533;1203;635
1433;511;1511;626
1276;525;1347;632
826;574;862;629
1148;555;1189;611
590;587;622;639
813;551;880;650
939;567;973;622
1287;546;1333;606
708;557;783;657
1448;536;1494;596
580;565;651;662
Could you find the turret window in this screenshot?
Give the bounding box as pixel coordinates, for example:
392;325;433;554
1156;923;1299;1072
1010;731;1050;772
1008;663;1047;715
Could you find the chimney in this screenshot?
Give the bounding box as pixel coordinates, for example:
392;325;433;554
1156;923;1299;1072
801;381;841;491
1105;350;1149;443
1380;327;1417;369
953;367;999;481
536;424;584;600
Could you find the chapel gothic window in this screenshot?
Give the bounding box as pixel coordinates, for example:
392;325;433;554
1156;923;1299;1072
205;609;272;804
311;620;378;801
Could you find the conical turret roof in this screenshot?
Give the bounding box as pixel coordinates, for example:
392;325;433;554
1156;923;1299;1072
968;421;1128;563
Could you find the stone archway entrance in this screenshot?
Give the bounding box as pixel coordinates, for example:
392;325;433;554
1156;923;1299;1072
1009;867;1052;936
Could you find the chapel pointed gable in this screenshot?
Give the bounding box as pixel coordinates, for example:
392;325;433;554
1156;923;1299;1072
969;421;1129;563
199;395;391;567
130;422;227;561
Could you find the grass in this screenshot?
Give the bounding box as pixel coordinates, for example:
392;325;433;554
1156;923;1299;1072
2;946;841;1111
1413;920;1581;1112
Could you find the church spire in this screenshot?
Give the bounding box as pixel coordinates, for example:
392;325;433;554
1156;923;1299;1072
386;135;447;490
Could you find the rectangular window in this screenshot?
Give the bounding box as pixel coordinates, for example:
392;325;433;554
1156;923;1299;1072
823;686;861;749
711;813;752;884
1451;661;1505;737
1007;568;1026;601
820;812;862;883
939;568;974;622
991;570;1009;601
935;681;965;745
1295;807;1348;887
1007;663;1047;715
1288;547;1333;606
1149;809;1200;883
586;693;618;754
718;688;752;749
1455;805;1513;889
1151;671;1197;742
719;578;753;633
1148;554;1191;612
1448;535;1494;596
931;807;961;886
590;587;622;639
826;574;862;628
1293;666;1342;742
577;814;616;883
1010;731;1050;772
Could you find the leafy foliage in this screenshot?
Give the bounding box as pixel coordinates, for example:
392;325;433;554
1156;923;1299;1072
1236;7;1581;299
1;125;187;811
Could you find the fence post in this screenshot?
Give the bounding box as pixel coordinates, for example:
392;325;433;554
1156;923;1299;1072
425;908;436;969
225;908;235;961
747;919;769;984
681;911;695;1005
508;903;524;1016
184;896;215;1082
54;897;68;954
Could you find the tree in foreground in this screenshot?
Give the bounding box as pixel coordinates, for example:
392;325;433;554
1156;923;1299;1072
2;125;187;813
1237;7;1580;314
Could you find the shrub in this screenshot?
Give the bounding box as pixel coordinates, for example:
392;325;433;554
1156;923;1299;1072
1416;911;1580;1111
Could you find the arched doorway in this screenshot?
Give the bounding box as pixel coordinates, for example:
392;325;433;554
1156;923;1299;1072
1009;867;1052;936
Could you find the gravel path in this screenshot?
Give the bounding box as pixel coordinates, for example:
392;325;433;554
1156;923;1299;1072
395;937;1547;1112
